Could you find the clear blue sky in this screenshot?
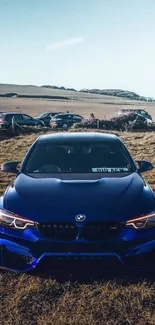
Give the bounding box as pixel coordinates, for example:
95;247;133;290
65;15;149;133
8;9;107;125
0;0;155;97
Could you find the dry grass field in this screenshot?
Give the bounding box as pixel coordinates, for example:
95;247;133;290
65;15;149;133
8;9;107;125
0;86;155;325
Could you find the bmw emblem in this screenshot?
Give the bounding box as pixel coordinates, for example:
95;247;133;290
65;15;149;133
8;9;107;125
75;214;86;222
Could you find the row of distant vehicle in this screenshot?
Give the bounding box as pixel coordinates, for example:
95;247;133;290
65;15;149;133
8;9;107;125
36;112;84;128
0;112;84;130
36;109;153;128
0;108;153;130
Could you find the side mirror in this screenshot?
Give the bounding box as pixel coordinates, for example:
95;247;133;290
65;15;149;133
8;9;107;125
1;161;20;173
136;160;154;173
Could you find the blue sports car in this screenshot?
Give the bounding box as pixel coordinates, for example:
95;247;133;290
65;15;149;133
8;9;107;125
0;132;155;273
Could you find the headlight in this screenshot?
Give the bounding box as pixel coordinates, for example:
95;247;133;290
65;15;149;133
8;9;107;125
125;212;155;229
0;209;36;230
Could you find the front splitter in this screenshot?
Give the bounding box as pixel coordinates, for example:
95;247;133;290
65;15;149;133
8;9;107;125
1;238;155;273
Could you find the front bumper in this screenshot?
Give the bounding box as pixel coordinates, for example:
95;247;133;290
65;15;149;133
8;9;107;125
1;238;155;273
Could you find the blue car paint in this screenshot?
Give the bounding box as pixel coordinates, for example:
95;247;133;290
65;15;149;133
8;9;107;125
0;132;155;273
2;173;155;222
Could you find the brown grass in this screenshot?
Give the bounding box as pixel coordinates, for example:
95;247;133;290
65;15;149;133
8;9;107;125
1;272;155;325
0;129;155;325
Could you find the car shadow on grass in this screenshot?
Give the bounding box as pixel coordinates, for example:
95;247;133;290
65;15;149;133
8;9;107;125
28;267;155;285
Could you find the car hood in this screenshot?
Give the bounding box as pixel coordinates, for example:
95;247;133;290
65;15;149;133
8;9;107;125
3;173;154;223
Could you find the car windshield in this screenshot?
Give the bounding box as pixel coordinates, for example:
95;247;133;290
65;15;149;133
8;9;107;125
139;110;151;118
23;142;135;174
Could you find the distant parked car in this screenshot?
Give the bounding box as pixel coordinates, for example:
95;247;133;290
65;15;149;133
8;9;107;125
116;109;153;126
50;113;84;129
117;109;152;120
0;113;44;129
35;112;63;126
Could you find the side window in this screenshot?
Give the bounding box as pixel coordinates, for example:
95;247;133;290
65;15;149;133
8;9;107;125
56;115;64;119
22;114;32;120
139;110;146;116
14;114;23;121
73;115;81;120
68;115;77;119
6;115;13;122
59;114;68;119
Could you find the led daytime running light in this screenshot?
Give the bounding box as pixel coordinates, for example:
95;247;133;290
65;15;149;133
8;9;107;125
126;212;155;224
0;209;35;229
126;212;155;229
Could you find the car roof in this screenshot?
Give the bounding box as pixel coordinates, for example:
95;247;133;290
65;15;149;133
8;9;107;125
48;112;62;115
54;113;82;116
0;112;27;115
37;132;120;143
119;109;146;112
